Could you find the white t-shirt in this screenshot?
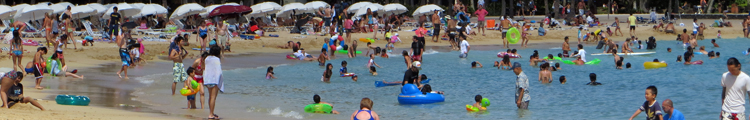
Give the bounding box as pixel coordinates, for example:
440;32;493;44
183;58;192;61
575;49;587;62
460;40;470;54
293;51;304;59
693;22;699;32
132;49;140;58
722;71;750;113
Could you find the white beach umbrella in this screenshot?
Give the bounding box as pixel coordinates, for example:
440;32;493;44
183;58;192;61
0;5;16;20
347;2;372;14
200;5;223;18
71;5;96;19
247;2;282;17
305;1;329;11
102;3;141;19
276;3;308;18
170;3;204;20
412;4;443;17
87;3;108;15
104;3;117;10
11;4;30;11
381;3;408;16
49;3;72;14
133;4;168;18
130;3;146;9
224;3;240;5
14;5;53;22
354;4;383;17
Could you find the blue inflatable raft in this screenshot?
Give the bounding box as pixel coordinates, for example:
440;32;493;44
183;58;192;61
374;79;430;87
397;84;445;104
55;95;90;106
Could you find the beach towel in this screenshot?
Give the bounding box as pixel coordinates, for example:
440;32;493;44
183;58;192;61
204;56;224;92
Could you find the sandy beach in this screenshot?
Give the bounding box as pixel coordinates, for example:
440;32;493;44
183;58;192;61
0;13;744;119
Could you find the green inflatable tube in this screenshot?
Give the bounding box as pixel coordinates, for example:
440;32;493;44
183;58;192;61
336;50;362;54
304;103;333;114
585;58;601;65
562;60;575;65
542;56;562;61
506;27;521;44
46;56;62;76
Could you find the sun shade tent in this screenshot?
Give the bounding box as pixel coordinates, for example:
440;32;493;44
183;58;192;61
86;3;108;15
71;5;97;19
102;3;141;19
170;3;205;20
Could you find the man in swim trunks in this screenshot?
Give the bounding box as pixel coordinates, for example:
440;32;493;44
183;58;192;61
512;62;530;109
501;16;511;48
680;29;691;47
411;36;424;62
217;21;228;57
30;47;47;89
563;37;571;57
627;13;636;36
116;26;131;79
170;36;188;95
108;7;122;41
431;10;441;42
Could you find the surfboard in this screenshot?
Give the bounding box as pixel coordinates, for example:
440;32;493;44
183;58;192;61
590;52;656;56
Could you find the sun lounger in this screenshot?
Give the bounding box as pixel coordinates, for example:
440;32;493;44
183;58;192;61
81;21;104;39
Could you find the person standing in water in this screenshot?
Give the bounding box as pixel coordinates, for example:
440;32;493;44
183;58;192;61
721;57;750;120
512;62;530;109
562;36;571;57
204;45;223;119
170;36;188;95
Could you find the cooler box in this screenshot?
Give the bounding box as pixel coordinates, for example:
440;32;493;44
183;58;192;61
486;20;496;28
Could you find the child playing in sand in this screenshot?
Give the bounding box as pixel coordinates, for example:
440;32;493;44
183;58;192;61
628;86;662;120
266;66;276;79
185;67;198;109
130;44;141;66
368;54;381;76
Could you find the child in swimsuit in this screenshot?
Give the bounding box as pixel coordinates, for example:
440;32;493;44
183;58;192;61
266;66;276;79
185;67;197;109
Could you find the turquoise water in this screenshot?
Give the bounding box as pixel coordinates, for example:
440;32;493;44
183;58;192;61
135;38;750;119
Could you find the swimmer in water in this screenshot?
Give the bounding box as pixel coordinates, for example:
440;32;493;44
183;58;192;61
712;39;720;47
318;48;330;66
676;55;682;62
708;51;717;59
312;95;340;114
402;50;413;69
368;54;381;76
683;51;704;65
616;57;624;69
586;73;602;85
511;49;521;58
538;63;552;83
340;61;349;75
572;56;585;65
699;46;708;54
667;48;672;53
380;49;389;58
471;61;483;68
626;63;632;68
322;63;333;82
545;54;555;61
352;75;358;82
471;95;487;111
559;76;566;84
266;66;276;79
553;63;560;71
500;55;512;70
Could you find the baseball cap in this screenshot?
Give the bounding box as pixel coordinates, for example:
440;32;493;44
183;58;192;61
510;62;522;69
395;33;399;36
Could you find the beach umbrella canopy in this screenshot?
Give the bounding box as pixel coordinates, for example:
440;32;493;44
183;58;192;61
102;3;141;19
305;1;330;11
354;4;383;17
170;3;204;20
275;3;307;18
104;3;117;10
133;4;168;18
248;2;282;17
11;4;30;11
208;5;253;18
86;3;108;14
71;5;97;19
0;5;16;20
224;3;240;5
130;3;146;9
347;2;372;14
412;4;443;17
14;5;53;22
49;2;73;14
382;3;408;16
200;5;224;18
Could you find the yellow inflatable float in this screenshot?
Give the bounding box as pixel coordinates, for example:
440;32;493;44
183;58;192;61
643;62;667;69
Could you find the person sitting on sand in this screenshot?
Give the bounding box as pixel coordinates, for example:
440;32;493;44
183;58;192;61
46;54;84;79
1;71;45;110
312;94;339;114
683;52;703;65
318;48;329;66
664;22;675;34
277;41;295;49
572;56;585;65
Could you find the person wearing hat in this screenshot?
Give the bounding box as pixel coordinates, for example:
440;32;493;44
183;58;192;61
512;62;530;109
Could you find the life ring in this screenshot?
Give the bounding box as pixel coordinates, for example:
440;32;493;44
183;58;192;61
179;80;201;96
643;62;667;69
466;105;486;112
286;54;297;59
397;84;445;104
46;56;61;76
55;95;91;106
506;27;521;44
341;73;356;77
497;52;520;58
359;38;375;43
304;103;333;114
694;52;704;55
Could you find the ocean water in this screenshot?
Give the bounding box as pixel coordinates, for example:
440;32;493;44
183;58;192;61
134;38;750;119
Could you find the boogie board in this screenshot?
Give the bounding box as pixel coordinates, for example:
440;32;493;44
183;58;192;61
375;79;431;87
590;52;656;56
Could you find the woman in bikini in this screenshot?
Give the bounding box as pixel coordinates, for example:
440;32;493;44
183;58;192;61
10;21;25;71
63;6;76;49
192;52;208;109
350;98;379;120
